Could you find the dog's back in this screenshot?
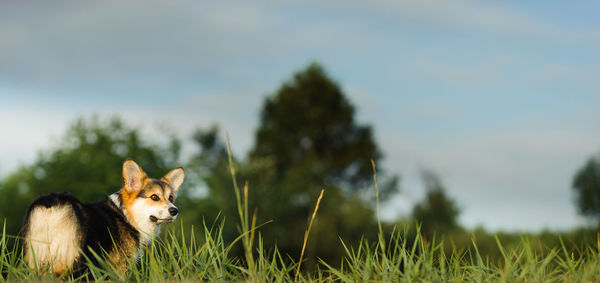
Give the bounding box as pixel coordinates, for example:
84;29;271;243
22;193;85;276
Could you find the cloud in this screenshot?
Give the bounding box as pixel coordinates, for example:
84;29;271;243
345;0;599;44
0;86;265;176
0;104;72;176
378;117;600;231
0;1;279;89
1;0;597;95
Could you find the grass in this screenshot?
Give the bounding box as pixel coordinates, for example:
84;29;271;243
2;218;600;282
1;143;599;281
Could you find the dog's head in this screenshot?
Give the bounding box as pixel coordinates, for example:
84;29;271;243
119;160;184;234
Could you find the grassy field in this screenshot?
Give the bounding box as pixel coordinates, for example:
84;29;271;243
1;146;599;282
2;219;600;282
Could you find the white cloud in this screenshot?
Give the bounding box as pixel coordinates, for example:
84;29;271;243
344;0;598;44
0;1;281;88
378;118;600;231
0;105;72;176
1;0;597;93
0;87;262;177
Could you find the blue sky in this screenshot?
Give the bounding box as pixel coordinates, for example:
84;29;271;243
1;0;599;231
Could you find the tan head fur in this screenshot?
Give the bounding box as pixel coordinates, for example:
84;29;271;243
118;160;185;244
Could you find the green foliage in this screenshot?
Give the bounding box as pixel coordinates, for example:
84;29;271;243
189;126;381;268
412;170;461;240
572;155;600;221
187;63;398;267
251;62;393;195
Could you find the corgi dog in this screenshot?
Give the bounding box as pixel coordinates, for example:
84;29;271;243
21;160;184;276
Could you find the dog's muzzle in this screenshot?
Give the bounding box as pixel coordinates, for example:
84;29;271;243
149;215;174;224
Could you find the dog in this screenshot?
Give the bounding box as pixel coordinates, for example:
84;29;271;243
21;159;184;276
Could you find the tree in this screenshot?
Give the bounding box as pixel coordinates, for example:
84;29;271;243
572;155;600;221
191;62;398;267
0;116;182;236
412;170;460;239
251;62;396;197
183;126;240;237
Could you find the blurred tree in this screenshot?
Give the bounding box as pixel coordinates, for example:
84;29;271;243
412;170;460;239
189;127;381;269
190;62;397;267
572;155;600;221
250;62;397;197
182;126;237;234
0;116;182;236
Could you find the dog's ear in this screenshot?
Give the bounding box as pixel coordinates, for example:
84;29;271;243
123;160;147;192
162;167;185;193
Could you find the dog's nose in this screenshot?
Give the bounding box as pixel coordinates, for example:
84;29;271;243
169;207;178;216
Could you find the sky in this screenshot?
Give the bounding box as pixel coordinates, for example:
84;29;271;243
1;0;599;232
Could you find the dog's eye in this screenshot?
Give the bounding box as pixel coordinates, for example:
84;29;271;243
168;195;173;202
150;194;160;201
